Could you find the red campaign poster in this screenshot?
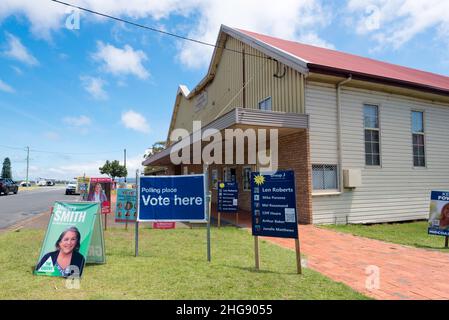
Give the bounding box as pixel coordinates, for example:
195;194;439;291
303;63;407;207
87;177;112;214
153;222;176;229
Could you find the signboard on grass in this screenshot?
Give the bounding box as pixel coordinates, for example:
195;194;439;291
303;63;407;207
428;191;449;237
87;177;112;214
138;175;206;222
34;202;105;278
77;176;90;200
218;181;238;213
251;171;298;239
115;188;137;223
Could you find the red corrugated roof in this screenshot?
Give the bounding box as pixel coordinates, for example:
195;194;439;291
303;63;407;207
237;28;449;94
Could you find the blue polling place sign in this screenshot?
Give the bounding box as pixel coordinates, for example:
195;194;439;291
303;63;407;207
251;171;298;239
218;181;238;213
138;175;206;222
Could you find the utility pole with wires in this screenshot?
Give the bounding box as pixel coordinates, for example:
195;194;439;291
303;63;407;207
124;148;127;183
26;146;30;187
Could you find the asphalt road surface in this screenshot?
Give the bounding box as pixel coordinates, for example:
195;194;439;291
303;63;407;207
0;186;78;229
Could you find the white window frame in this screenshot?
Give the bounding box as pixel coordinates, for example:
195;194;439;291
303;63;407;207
258;96;272;111
411;110;426;168
312;164;339;192
363;103;382;167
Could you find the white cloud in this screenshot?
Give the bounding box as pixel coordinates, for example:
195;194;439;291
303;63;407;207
298;32;335;49
63;115;92;127
11;66;23;75
0;0;66;39
0;0;332;69
3;33;39;66
80;76;108;100
347;0;449;50
0;0;198;39
175;0;333;69
121;110;150;134
0;79;14;93
43;131;60;141
92;42;150;79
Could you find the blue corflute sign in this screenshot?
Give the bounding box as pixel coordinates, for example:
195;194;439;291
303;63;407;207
251;171;298;239
218;181;238;213
138;175;206;222
428;191;449;237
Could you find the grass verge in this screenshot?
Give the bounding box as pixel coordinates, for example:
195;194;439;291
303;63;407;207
322;221;449;252
0;227;367;300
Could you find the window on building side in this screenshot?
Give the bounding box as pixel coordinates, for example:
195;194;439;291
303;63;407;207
412;111;425;167
258;97;272;111
364;104;380;166
243;166;251;191
312;164;338;190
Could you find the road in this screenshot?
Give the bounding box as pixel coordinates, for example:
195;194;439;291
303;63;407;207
0;186;78;229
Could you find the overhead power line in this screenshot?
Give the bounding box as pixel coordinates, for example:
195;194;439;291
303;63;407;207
0;144;121;156
50;0;272;61
29;148;122;155
0;144;27;151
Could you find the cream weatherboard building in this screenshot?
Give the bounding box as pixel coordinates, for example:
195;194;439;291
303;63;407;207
143;25;449;225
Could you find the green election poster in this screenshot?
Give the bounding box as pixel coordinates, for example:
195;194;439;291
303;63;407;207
34;202;105;278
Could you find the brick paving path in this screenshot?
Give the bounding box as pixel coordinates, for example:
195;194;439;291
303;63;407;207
214;208;449;300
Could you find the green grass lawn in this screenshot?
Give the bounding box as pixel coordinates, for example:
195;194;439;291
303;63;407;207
323;221;449;252
0;227;367;300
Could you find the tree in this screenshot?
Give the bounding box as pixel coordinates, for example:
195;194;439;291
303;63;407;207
99;160;127;181
1;158;12;179
144;141;167;176
143;141;166;159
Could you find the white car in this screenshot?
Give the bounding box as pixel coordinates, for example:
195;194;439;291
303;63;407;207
37;180;47;186
65;182;77;195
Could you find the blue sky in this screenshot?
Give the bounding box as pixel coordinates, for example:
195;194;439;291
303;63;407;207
1;0;448;180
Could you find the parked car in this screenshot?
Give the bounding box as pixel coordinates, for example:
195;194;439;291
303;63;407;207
65;182;77;195
37;179;47;186
0;178;19;195
20;181;32;187
36;179;55;186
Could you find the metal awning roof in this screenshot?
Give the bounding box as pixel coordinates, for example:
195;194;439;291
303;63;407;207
142;108;309;166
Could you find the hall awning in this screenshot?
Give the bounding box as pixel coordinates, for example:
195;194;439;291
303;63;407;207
142;107;309;166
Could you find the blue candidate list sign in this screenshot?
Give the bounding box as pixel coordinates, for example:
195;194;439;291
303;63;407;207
251;171;298;239
138;175;206;222
218;182;238;213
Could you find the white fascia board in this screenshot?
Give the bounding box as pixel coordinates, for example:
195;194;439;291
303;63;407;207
221;25;309;75
178;85;190;97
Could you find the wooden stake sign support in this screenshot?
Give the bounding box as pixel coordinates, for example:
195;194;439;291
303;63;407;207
445;236;448;249
295;238;302;274
218;212;221;228
254;236;260;270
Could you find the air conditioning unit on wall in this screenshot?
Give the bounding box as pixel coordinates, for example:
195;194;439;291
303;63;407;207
343;169;362;188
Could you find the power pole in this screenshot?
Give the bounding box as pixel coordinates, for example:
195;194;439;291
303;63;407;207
124;148;127;183
26;146;30;187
